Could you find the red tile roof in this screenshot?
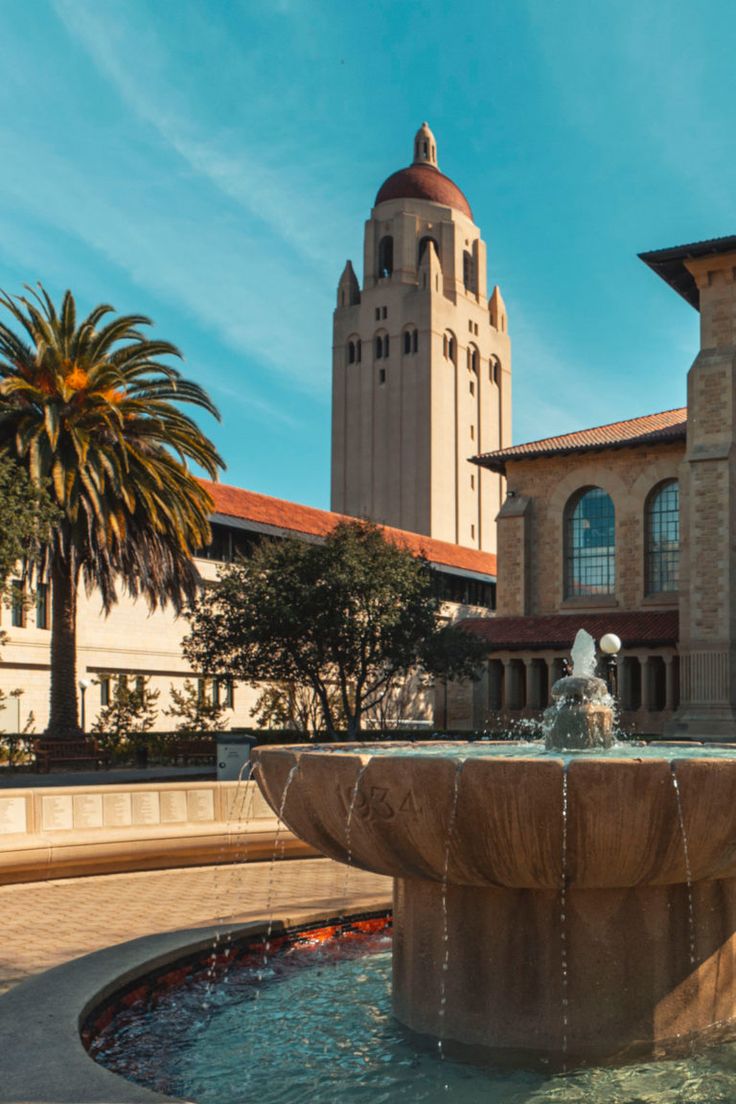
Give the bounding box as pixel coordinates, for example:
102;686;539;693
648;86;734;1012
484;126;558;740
200;480;497;578
475;408;687;473
375;163;473;219
461;610;678;651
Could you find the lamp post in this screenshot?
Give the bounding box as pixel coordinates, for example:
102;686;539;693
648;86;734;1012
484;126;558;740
599;633;622;697
78;678;92;733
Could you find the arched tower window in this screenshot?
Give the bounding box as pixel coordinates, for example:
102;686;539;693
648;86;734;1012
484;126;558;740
489;357;500;385
463;250;476;294
418;235;439;266
378;236;394;278
347;341;356;364
467;344;479;374
374;333;383;359
564;487;615;598
403;327;418;355
443;331;457;365
646;480;679;594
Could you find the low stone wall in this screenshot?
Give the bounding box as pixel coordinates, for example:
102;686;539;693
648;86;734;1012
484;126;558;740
0;780;315;884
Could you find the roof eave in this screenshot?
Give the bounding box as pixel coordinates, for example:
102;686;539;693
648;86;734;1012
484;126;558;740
473;429;686;474
639;234;736;311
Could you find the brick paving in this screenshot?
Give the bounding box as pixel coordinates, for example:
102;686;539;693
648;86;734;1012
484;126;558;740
0;858;391;995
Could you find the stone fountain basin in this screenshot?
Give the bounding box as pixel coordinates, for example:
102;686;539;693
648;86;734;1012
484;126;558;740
252;743;736;891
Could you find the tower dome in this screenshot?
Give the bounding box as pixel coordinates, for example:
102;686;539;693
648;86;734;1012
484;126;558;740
375;122;473;219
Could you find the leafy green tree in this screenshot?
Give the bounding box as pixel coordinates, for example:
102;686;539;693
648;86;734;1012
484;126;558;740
250;680;346;738
163;679;229;735
184;521;488;740
0;286;223;738
91;676;160;758
0;452;57;608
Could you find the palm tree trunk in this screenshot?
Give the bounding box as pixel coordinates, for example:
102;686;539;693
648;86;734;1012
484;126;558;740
46;558;82;739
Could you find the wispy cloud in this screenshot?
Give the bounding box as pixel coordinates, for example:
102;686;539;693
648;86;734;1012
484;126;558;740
51;0;355;275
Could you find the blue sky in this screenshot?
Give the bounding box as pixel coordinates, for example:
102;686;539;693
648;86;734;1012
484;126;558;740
0;1;732;508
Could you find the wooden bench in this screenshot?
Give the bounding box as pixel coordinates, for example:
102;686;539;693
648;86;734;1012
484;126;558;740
171;738;217;765
32;738;110;773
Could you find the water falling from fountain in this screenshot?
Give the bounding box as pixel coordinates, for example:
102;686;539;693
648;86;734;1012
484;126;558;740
671;763;697;968
202;758;260;1014
560;765;570;1062
438;759;464;1065
341;757;373;912
256;761;300;992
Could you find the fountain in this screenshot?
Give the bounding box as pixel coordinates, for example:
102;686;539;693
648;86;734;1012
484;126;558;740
545;629;615;751
253;632;736;1068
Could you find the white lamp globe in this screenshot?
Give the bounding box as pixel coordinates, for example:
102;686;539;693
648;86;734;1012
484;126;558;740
599;633;621;656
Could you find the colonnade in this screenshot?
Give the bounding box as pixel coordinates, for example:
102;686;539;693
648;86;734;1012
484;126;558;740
478;650;679;732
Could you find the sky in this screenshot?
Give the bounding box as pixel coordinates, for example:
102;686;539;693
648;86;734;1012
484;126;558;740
0;0;734;509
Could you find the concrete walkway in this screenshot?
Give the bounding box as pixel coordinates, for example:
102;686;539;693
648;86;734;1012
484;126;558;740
0;857;391;994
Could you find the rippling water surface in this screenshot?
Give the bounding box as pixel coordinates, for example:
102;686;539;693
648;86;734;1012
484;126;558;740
93;930;736;1104
276;739;736;762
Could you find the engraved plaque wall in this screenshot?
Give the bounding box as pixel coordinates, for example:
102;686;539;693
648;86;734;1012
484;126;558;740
160;791;188;823
131;792;160;826
73;793;103;829
103;793;133;828
0;796;27;835
42;795;74;831
187;789;215;822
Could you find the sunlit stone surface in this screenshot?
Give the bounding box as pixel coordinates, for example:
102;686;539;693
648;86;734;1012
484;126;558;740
254;742;736;1066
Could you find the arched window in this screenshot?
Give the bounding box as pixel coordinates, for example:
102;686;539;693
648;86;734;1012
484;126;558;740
443;331;456;364
375;334;383;359
378;236;393;278
489;357;500;385
564;487;615;598
463;250;476;294
347;341;356;364
646;480;679;594
418;235;439;265
467;344;479;374
403;327;418;355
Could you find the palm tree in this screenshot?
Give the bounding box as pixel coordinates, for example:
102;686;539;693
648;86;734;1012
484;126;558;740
0;286;223;738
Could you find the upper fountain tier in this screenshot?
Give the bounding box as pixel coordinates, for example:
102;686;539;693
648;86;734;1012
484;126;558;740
253;744;736;891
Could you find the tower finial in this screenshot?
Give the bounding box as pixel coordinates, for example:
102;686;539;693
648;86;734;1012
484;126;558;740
413;122;438;168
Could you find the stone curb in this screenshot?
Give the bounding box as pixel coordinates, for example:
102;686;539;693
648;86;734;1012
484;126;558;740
0;894;392;1104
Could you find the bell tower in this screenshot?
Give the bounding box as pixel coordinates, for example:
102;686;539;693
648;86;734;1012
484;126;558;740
330;124;511;552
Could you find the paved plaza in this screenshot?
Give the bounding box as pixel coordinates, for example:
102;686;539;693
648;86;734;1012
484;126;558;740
0;857;391;995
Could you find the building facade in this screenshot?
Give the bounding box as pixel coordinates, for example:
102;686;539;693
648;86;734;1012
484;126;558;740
0;482;496;734
464;234;736;740
330;123;511;551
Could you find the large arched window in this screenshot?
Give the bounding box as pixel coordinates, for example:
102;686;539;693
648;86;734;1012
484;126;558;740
418;235;439;265
565;487;615;598
377;236;393;278
646;480;679;594
443;330;457;364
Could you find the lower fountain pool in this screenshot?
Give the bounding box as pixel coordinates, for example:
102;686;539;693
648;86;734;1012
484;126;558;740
89;922;736;1104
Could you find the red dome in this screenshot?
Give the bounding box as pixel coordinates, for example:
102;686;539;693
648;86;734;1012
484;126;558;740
375;163;473;219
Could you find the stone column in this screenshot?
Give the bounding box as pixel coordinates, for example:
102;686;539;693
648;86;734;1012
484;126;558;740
524;658;536;711
544;658;555;705
668;247;736;738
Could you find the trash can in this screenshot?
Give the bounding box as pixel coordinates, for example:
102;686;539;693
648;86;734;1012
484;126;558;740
216;733;257;782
